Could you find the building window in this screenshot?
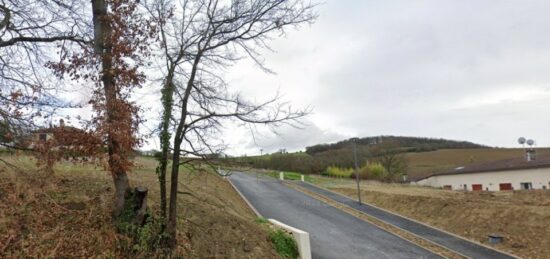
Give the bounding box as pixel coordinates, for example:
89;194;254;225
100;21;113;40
499;183;513;191
39;133;47;141
520;182;532;190
472;184;483;191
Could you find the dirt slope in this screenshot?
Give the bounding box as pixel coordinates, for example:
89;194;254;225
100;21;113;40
0;155;278;258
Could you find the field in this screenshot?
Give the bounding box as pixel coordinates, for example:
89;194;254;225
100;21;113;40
405;148;550;179
0;154;278;258
307;175;550;259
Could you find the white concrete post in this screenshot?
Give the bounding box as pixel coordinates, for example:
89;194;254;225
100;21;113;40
279;172;284;180
301;174;305;182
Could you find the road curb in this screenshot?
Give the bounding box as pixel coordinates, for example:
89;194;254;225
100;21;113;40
296;181;520;259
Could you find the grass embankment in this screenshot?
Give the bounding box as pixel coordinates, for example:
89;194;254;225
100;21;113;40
256;217;299;259
308;176;550;259
0;154;279;258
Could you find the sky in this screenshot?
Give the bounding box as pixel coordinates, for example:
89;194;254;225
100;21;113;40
191;0;550;156
55;0;549;155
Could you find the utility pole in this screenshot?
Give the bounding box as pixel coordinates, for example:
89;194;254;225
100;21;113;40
352;138;362;205
260;148;263;156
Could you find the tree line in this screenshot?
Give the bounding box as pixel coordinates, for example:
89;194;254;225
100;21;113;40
305;135;486;155
235;136;487;179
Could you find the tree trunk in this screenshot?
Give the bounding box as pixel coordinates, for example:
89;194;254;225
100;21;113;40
166;139;181;247
91;0;131;218
111;171;129;217
133;186;149;226
157;75;175;220
166;51;203;247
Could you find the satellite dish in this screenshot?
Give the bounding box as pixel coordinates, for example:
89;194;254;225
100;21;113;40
527;139;535;146
518;137;526;145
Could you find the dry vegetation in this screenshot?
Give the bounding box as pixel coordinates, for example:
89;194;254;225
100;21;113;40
0;154;278;258
310;176;550;259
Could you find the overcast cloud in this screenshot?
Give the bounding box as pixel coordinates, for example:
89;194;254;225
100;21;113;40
206;0;550;155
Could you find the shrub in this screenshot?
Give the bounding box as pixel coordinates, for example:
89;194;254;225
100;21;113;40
350;162;388;181
325;166;353;178
270;229;299;259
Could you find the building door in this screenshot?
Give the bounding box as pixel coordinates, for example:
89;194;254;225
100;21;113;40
499;183;512;191
520;182;532;190
472;184;483;191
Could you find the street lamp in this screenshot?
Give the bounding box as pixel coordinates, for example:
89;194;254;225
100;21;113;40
351;137;362;205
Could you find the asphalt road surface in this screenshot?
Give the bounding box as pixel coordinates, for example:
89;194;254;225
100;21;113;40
229;172;442;259
295;181;516;259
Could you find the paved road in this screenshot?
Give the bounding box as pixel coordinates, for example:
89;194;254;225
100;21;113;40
229;172;442;259
295;181;517;259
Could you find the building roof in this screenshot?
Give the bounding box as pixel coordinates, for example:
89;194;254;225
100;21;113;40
416;155;550;181
31;125;101;146
32;126;84;134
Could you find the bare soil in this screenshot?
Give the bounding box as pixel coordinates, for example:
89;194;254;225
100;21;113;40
0;155;278;258
315;178;550;259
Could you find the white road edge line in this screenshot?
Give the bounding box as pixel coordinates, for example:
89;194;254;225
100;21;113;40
226;176;262;217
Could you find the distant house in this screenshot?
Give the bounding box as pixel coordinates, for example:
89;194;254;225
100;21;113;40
31;119;99;149
415;154;550;191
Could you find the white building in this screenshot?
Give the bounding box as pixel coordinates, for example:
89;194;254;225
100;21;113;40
415;156;550;191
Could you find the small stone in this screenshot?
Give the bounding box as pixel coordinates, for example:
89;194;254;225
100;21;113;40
242;240;252;252
511;243;526;249
63;201;87;210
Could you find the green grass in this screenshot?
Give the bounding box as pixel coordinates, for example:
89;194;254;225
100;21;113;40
269;229;299;259
255;217;269;224
254;217;299;259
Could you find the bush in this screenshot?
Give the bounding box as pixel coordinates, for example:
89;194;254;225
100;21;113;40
325;166;353;178
350;162;388;181
115;190;166;255
270;229;299;259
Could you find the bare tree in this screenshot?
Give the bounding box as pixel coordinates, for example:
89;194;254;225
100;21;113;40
146;0;317;246
378;150;408;182
0;0;89;150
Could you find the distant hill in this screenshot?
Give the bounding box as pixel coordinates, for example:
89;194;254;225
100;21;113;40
233;136;493;176
305;136;487;155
